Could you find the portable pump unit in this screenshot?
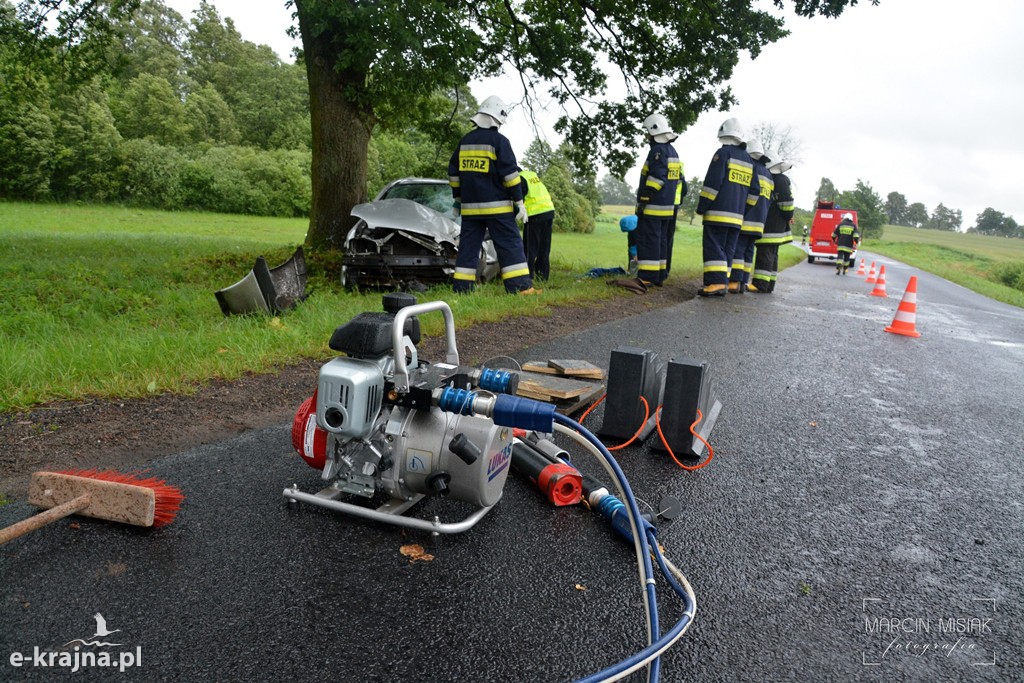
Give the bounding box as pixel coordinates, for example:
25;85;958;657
285;294;552;534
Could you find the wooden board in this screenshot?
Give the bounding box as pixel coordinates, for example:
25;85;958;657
521;362;561;375
516;371;598;401
557;383;606;415
547;359;605;379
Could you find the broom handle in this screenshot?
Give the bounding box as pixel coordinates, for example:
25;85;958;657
0;494;92;546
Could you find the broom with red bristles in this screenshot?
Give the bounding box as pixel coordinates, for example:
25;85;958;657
0;469;184;546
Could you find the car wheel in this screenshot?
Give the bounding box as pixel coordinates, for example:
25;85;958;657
808;255;815;264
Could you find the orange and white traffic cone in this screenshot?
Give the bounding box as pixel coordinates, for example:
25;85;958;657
865;261;877;283
869;265;888;297
855;259;866;276
885;276;921;337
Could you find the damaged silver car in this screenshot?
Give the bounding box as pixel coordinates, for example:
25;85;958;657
341;178;499;290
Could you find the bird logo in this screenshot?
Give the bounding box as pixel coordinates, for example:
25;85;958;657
92;613;121;639
63;613;123;647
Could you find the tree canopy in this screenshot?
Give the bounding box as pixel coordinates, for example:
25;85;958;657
971;208;1021;238
294;0;876;251
837;179;884;238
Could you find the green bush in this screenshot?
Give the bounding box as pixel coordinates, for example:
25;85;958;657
544;164;595;234
118;139;185;209
995;262;1024;292
174;146;311;217
0;99;55;199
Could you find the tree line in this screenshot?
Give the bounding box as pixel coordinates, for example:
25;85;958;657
819;179;1021;238
883;191;1021;238
1;0;313;216
0;0;602;229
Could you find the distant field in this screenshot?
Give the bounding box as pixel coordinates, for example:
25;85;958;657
865;224;1024;308
4;201;776;411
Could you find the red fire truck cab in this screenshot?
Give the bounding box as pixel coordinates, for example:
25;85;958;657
807;201;858;266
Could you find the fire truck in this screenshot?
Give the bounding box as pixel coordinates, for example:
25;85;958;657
806;200;858;266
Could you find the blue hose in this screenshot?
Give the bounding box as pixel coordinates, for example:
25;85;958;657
553;413;662;683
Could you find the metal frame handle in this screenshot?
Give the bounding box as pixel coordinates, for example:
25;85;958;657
391;300;459;392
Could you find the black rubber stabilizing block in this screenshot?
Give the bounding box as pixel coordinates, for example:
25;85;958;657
598;346;665;442
652;357;722;458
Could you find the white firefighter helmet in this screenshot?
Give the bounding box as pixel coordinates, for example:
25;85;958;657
842;212;854;221
746;137;764;160
643;113;678;142
768;154;792;174
471;96;508;128
717;117;744;145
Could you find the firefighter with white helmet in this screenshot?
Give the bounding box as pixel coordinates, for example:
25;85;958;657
750;151;795;292
695;117;757;297
832;212;860;275
448;95;536;294
612;112;681;292
729;137;772;294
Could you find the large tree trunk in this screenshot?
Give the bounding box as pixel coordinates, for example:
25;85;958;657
296;2;373;253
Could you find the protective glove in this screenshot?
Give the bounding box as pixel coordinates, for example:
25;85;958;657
635;202;647;217
515;201;527;224
452;200;461;219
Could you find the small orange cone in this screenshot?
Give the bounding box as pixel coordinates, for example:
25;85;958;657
855;259;866;276
865;261;877;283
869;265;888;297
885;276;921;337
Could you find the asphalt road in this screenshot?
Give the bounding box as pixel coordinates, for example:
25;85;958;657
3;250;1023;682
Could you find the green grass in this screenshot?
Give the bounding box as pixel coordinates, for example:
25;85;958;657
1;201;733;412
864;225;1024;308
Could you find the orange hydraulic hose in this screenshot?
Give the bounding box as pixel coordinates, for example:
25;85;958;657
577;393;651;452
655;406;715;471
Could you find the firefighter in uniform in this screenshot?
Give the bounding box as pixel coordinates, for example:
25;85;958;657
630;112;680;290
729;138;772;294
750;153;795;293
696;118;757;297
447;95;536;295
519;169;555;281
832;212;860;275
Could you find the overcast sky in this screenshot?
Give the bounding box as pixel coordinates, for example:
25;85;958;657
165;0;1024;228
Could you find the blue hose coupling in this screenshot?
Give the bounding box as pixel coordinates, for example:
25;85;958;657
476;367;518;395
491;394;555;432
436;387;476;415
436;388;554;432
596;494;656;544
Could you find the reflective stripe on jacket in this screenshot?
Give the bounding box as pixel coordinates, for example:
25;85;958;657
636;141;681;217
448;126;523;216
741;160;773;236
832;219;860;252
758;171;794;244
697;144;756;229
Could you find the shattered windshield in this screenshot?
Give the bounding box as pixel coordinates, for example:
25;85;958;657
379;182;457;221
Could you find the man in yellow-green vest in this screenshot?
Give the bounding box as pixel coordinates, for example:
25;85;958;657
520;169;556;280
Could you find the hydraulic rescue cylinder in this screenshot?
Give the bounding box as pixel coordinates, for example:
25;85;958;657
510;440;582;506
